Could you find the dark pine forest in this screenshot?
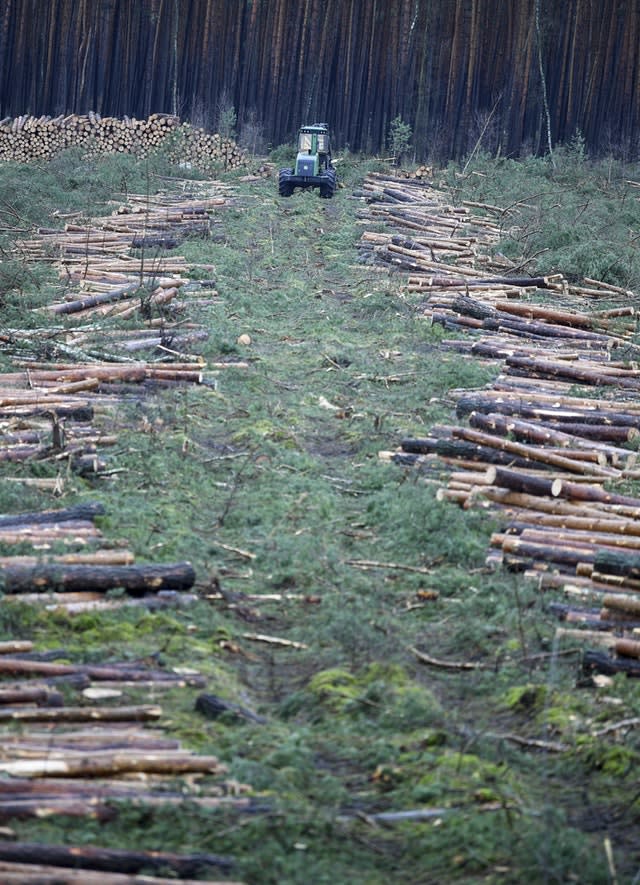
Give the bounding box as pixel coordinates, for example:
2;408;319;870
1;0;640;160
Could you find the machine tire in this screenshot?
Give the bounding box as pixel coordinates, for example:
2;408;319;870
278;168;294;197
319;168;336;199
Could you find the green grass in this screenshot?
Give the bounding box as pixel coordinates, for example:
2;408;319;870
0;147;639;882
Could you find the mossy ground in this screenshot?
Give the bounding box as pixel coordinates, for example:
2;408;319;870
0;149;639;883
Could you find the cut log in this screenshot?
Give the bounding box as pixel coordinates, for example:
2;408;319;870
47;284;140;315
499;536;595;568
0;859;242;884
484;466;563;498
0;641;34;655
0;687;63;706
0;502;104;528
400;436;540;469
594;549;640;578
0;561;195;595
614;639;640;659
468;411;632;463
506;355;640;389
583;650;640;677
452;426;616;477
456;396;640;429
0;841;234;876
0;752;226;778
492;300;602;329
602;594;640;616
0;704;162;724
0;658;204;685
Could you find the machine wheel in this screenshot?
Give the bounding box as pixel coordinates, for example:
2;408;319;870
319;168;336;199
278;168;294;197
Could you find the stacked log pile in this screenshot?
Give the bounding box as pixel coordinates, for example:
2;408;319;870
0;644;252;883
10;183;231;357
2;183;248;477
0;166;254;879
364;174;640;676
16;185;226;325
0;501;199;613
0;361;210;479
0;113;246;170
0;502;253;877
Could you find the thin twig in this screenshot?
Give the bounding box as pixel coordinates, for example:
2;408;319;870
210;541;256;561
242;633;308;650
592;717;640;738
410;646;487;671
346;559;436;575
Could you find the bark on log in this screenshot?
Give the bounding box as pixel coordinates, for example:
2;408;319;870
474;487;613;518
492;300;602;329
0;801;116;823
48;284;140;315
468;411;632;463
614;639;640;659
0;641;34;654
0;841;234;876
516;527;640;551
499;537;595;568
554;480;640;510
399;436;540;469
0;502;104;528
583;650;640;677
0;658;204;685
0;687;63;706
0;753;226;778
602;594;640;616
506;355;640;389
457;395;640;429
593;549;640;578
0;561;195;595
0;704;162;724
0;552;134;568
452;426;616;477
540;422;637;444
484;466;563;497
0;860;242;884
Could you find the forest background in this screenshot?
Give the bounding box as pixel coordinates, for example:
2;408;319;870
1;0;640;162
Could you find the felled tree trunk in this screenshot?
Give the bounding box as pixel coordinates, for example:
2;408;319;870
0;561;195;595
0;502;104;528
0;841;234;876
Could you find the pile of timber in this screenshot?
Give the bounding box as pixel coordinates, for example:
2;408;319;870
0;362;212;477
357;172;640;305
0;513;252;880
357;171;508;277
0;178;240;537
365;174;640;676
6;183;238;363
0;501;199;613
1;183;247;476
0;639;253;883
0;113;245;170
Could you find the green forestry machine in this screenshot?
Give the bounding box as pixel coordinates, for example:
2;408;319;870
278;123;337;198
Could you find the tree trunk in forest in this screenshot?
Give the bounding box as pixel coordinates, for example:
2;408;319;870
1;2;640;160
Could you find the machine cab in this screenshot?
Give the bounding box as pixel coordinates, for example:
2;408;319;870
295;124;331;175
279;122;336;198
298;127;330;155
